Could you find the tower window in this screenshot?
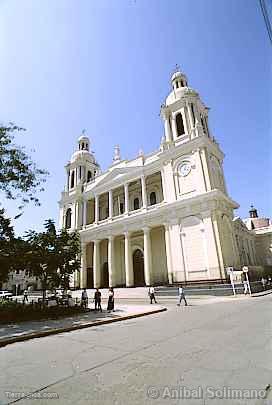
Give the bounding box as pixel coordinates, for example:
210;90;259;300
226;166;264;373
176;82;179;89
65;208;72;229
120;202;124;214
176;113;185;136
150;192;157;206
191;104;195;125
201;116;206;134
87;171;92;182
71;171;75;188
134;198;140;210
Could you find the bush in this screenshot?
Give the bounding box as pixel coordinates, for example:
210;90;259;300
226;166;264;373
0;299;87;324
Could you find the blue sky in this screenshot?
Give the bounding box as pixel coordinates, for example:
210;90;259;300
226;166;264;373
0;0;271;235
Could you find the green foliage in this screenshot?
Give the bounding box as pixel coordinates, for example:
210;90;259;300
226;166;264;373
0;299;84;323
0;208;27;283
0;124;48;211
0;123;49;282
23;219;81;300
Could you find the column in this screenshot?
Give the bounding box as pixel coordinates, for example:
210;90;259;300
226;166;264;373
82;200;87;227
93;240;101;288
164;224;173;284
108;235;115;287
143;227;152;285
141;175;147;209
80;242;87;288
124;231;134;287
194;148;207;193
186;101;194;136
124;183;129;214
199;148;212;191
73;202;77;229
164;114;172;142
171;115;178;140
108;190;113;219
95;195;99;224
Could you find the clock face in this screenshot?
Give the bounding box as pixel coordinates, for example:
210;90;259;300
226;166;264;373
180;162;191;177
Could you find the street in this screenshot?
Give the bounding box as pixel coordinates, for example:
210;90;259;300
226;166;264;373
0;295;271;405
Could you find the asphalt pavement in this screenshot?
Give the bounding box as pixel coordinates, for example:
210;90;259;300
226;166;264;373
0;295;271;405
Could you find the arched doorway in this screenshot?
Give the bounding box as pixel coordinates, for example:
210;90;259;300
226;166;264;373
133;249;145;286
87;267;93;288
101;262;109;287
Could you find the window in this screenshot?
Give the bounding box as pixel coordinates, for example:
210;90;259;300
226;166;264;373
191;104;195;125
65;208;72;229
87;171;92;182
176;113;185;136
134;198;140;210
120;202;124;214
150;192;157;206
71;171;75;188
201;116;206;134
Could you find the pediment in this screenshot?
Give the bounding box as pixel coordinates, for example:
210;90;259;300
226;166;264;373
93;165;141;190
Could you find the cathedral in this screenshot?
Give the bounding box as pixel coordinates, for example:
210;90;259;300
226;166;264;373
58;69;272;288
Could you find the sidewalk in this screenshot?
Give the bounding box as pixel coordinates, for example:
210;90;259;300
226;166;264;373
0;304;166;348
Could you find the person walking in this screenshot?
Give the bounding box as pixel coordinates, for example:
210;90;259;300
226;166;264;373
148;286;157;304
81;288;88;309
23;289;29;304
94;288;102;312
107;288;114;312
261;277;266;291
243;280;249;295
177;284;188;306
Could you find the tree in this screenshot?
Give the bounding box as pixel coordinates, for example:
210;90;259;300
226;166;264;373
23;220;80;302
0;123;48;283
0;123;48;214
0;208;27;284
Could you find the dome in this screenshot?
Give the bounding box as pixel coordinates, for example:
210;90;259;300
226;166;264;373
78;135;89;143
171;70;184;82
71;149;96;164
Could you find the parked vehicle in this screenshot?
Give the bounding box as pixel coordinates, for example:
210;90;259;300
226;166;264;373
0;290;13;299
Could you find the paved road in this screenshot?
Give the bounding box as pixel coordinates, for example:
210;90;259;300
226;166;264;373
0;296;271;405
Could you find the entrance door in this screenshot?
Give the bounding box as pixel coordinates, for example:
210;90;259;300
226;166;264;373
87;267;93;288
101;262;109;287
133;249;145;286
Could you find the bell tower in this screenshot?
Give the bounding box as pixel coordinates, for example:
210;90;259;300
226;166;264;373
160;66;210;143
66;132;101;191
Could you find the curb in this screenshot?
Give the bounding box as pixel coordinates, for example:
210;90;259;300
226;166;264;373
251;290;272;298
0;307;167;349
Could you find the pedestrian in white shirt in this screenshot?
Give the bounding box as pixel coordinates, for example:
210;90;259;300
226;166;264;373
177;285;188;306
148;286;157;304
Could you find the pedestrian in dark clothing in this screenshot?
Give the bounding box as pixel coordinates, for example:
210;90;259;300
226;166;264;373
94;288;102;312
177;285;188;306
23;289;29;304
81;288;88;309
107;288;114;312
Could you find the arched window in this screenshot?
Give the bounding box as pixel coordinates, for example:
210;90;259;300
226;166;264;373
65;208;72;229
191;104;195;125
87;171;92;182
71;171;75;188
134;197;140;210
150;192;157;206
201;116;206;134
120;202;124;214
176;113;185;136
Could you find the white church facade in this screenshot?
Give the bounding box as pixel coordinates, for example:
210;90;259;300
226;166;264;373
59;69;270;289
